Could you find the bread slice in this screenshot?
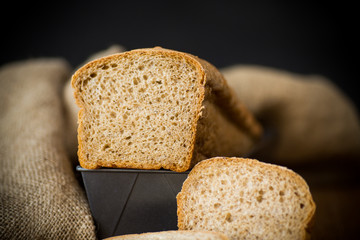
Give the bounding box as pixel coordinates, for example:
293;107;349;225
104;230;229;240
71;47;262;171
177;157;316;240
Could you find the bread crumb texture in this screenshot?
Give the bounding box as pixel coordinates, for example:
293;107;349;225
72;48;204;171
177;157;316;240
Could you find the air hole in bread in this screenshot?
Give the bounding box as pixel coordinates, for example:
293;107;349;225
102;144;111;151
133;77;139;85
225;213;232;222
110;112;116;118
83;78;90;88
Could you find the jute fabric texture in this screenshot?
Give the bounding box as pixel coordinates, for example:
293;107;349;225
0;59;96;239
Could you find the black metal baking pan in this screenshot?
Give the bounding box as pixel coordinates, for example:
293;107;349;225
76;166;189;239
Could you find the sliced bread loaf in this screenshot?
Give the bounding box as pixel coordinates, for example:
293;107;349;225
177;157;316;240
71;47;262;171
104;230;229;240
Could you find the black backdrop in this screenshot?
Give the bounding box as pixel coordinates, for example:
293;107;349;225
2;1;358;110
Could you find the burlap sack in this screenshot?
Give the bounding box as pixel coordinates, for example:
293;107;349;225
63;45;125;161
221;65;360;165
0;59;96;239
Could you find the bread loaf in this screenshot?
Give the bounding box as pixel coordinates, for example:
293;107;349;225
177;157;316;240
71;47;262;171
104;230;229;240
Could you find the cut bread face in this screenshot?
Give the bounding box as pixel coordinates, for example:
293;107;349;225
72;48;262;172
104;230;229;240
72;48;203;171
177;157;316;240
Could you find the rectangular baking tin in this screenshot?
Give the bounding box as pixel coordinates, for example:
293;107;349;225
76;166;189;239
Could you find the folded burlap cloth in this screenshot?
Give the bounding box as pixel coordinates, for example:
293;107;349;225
0;59;96;239
221;65;360;165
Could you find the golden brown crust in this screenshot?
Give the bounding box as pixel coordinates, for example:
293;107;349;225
195;59;263;141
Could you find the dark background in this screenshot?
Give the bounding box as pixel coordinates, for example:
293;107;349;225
1;0;359;111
